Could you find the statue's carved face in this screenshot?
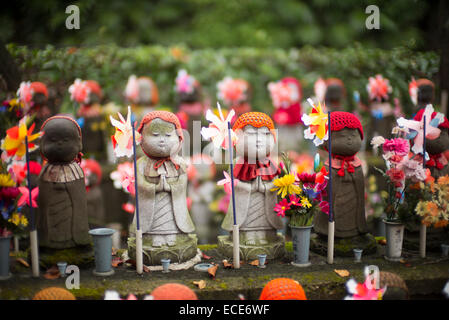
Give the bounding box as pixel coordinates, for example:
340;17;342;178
427;128;449;155
330;128;362;156
141;118;181;158
235;125;275;161
41;119;82;164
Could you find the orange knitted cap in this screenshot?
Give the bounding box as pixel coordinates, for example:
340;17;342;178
416;78;435;88
138;110;184;140
32;287;76;300
151;283;198;300
41;115;82;137
233;112;276;138
259;278;307;300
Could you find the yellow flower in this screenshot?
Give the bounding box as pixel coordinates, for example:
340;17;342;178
20;214;28;227
8;213;20;226
271;174;302;198
415;201;427;216
1;116;42;160
300;197;312;209
0;173;15;187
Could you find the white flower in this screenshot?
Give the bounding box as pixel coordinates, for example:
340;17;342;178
370;136;385;149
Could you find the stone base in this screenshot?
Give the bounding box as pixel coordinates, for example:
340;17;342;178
127;234;198;266
35;244;95;269
310;233;378;257
403;228;449;252
217;234;285;261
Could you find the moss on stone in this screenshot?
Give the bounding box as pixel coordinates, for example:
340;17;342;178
198;244;218;251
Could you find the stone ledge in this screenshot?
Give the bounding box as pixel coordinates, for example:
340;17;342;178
2;243;448;300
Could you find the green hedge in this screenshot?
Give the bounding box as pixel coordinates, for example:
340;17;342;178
6;43;440;116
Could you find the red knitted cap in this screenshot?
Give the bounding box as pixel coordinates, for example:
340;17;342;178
138;110;184;140
416;78;435;89
413;108;449;129
259;278;307;300
41;115;82;137
30;82;48;97
233;112;276;139
330;111;364;140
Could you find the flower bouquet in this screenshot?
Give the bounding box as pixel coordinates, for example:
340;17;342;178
371;135;428;223
271;153;329;227
415;175;449;229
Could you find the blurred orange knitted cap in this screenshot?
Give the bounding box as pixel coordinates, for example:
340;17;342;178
138;110;184;140
32;287;76;300
232;112;276;139
259;278;307;300
84;80;103;98
151;283;198;300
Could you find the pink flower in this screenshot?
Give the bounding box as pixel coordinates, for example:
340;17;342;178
382;138;410;156
288;194;301;207
297;172;316;184
319;201;329;214
122;202;135;214
274;198;291;217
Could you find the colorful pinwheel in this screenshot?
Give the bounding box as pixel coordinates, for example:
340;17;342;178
201;102;237;149
1;116;42;162
217;171;239;194
301;99;329;146
17;186;39;208
396;104;443;154
366;74;392;102
110;106;141;158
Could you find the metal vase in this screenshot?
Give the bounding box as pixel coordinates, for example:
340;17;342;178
89;228;116;276
383;219;404;261
290;225;313;267
0;236;12;280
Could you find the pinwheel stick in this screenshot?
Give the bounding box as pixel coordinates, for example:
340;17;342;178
227;121;240;269
132;121;143;274
420;116;427;259
25;136;39;278
327;111;334;264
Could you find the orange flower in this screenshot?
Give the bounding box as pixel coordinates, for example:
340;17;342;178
426;202;439;217
437;175;449;186
434;220;448;228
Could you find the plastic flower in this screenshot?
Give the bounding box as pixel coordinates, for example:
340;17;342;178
268;80;300;109
17;82;33;110
69;79;90;104
17;186;39;208
301;99;328;146
201;102;237;149
217;77;248;105
345;276;386;300
288;194;301;207
370;136;385;149
300;197;312;209
0;173;15;187
1;116;42;161
409;78;418;106
319;201;329;214
110;106;141;158
366;74;392;102
217;171;239;195
8;212;28;227
382;138;410;157
175;69;197;94
110;162;134;194
274;198;291;217
8;161;42;185
397;104;443;154
271;174;302;198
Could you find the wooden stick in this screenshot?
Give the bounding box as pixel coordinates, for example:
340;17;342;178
227;121;240;269
131;119;143;274
327;111;334;264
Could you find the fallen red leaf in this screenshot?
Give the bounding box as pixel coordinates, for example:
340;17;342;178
112;257;124;267
208;265;218;278
222;259;233;269
249;260;259;266
202;252;212;260
16;257;30;268
143;265;151;273
43;266;60;280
